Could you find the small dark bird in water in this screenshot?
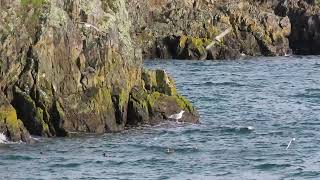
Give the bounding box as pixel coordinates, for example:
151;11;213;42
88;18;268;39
40;152;43;154
165;148;175;154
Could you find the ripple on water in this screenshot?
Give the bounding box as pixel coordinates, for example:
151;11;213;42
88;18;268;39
254;163;292;170
218;126;255;134
1;155;37;161
192;81;246;87
1;57;320;179
49;163;82;168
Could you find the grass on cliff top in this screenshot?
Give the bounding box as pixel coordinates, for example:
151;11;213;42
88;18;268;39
21;0;47;8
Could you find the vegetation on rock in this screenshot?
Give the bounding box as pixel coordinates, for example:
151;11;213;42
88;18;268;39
128;0;320;59
0;0;199;142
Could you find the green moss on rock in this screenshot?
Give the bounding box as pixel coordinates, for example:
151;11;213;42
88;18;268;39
35;107;50;136
176;95;195;113
128;69;199;126
142;69;177;95
146;91;161;109
0;102;30;142
0;107;19;130
12;87;51;136
177;36;211;60
21;0;47;8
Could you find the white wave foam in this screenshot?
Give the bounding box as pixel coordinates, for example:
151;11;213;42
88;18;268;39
0;132;8;144
31;136;40;141
0;132;24;144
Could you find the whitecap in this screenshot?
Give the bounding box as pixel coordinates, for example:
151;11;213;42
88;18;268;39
0;132;8;144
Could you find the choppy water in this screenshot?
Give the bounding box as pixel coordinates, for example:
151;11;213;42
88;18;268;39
1;56;320;179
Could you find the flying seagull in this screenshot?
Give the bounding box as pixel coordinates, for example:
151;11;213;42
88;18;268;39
206;27;233;50
168;110;185;120
78;22;102;32
286;138;296;150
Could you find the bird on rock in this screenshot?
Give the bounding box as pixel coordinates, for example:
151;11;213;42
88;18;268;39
168;110;185;120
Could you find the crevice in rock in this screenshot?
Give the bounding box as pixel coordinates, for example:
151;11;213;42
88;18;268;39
50;100;68;137
275;0;320;55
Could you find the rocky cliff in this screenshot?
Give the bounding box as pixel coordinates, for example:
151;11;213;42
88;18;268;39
276;0;320;54
128;0;320;60
0;0;199;142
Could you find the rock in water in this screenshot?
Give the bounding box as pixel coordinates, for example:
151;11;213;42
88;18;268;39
0;0;199;142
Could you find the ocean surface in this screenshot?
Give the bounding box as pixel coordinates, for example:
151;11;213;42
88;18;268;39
1;56;320;179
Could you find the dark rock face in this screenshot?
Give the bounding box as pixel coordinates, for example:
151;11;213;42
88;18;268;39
276;0;320;54
0;0;199;142
128;0;292;60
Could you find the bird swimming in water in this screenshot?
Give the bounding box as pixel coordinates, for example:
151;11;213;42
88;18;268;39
165;148;175;154
168;110;185;120
286;138;296;150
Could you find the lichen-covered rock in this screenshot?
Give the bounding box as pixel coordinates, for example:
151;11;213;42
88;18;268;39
0;92;31;142
128;0;292;60
127;69;199;126
0;0;199;142
176;36;210;60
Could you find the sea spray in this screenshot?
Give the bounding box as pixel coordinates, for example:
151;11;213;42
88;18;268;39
0;132;8;143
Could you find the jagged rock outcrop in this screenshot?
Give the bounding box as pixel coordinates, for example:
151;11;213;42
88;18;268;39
276;0;320;54
127;69;198;126
128;0;292;60
0;0;199;142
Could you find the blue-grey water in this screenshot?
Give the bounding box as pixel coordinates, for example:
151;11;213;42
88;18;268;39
1;56;320;179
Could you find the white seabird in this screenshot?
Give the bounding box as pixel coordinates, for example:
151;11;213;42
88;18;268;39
247;126;255;131
78;22;102;32
286;138;296;150
168;110;185;120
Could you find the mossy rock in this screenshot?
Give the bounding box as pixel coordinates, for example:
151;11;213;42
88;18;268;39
112;87;130;125
142;69;177;96
12;87;50;136
146;92;199;123
19;0;49;41
0;93;30;142
20;0;47;8
128;68;199;126
177;36;211;60
127;86;150;126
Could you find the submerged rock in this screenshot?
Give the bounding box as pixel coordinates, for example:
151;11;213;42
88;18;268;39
0;0;199;142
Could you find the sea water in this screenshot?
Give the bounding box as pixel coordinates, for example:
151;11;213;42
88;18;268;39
0;56;320;179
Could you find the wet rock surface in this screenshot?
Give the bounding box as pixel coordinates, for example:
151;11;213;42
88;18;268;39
0;0;199;142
